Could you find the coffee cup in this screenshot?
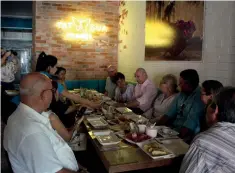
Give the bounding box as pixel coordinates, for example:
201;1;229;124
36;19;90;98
138;124;146;133
146;126;158;138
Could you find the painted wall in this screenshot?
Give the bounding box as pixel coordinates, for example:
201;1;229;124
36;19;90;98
118;1;235;86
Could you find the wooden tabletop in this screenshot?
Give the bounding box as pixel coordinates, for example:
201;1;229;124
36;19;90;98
83;119;187;173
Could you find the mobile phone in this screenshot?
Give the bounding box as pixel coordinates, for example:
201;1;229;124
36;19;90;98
76;107;87;118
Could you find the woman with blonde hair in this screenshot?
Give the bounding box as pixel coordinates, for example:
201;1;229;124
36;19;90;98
144;74;178;123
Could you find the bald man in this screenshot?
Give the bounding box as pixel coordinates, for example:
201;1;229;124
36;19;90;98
117;68;157;114
104;65;117;99
4;73;79;173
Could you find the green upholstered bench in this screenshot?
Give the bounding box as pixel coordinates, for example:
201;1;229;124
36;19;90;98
65;80;106;93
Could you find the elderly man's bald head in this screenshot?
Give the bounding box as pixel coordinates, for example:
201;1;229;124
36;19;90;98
20;72;51;96
20;73;53;113
107;65;117;77
135;68;148;84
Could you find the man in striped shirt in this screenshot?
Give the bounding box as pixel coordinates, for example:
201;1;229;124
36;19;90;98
180;87;235;173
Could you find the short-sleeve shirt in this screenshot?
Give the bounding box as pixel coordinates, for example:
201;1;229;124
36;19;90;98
114;84;134;103
166;87;204;134
133;79;157;112
105;77;116;99
3;103;79;173
180;122;235;173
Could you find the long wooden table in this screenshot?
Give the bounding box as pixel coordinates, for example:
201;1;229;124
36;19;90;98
83;119;188;173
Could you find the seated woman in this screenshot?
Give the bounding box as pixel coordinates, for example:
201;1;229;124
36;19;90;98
201;80;223;106
55;67;67;90
144;74;178;123
114;72;134;103
36;51;101;109
44;81;84;142
200;80;223;131
50;81;82;128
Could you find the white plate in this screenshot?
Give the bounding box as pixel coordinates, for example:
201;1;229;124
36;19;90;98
115;107;132;114
137;139;175;159
87;117;108;129
95;131;121;146
158;127;179;138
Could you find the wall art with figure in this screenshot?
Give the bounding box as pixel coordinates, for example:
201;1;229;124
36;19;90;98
145;1;204;61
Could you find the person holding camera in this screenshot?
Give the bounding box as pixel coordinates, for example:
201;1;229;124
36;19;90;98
1;50;19;90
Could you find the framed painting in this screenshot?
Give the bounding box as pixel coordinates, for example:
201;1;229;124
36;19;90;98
145;1;204;61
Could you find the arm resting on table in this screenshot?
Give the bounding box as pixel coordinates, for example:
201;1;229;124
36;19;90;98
126;99;140;108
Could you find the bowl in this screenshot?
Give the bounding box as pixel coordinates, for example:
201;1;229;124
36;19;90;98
146;126;158;138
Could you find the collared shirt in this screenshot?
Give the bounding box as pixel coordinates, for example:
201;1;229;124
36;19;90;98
144;93;177;120
4;103;78;173
105;77;116;99
134;79;157;112
166;87;204;134
114;84;134;103
180;122;235;173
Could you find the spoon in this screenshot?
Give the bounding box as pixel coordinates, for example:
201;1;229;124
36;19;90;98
151;122;156;128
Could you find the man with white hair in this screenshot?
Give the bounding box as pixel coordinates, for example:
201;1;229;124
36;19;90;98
117;68;157;114
104;65;117;99
4;72;79;173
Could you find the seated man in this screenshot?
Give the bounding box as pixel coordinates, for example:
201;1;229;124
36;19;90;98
4;73;79;173
117;68;157;114
180;87;235;173
104;65;117;99
114;72;134;103
157;69;204;142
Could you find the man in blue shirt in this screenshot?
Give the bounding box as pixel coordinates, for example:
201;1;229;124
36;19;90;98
158;69;205;142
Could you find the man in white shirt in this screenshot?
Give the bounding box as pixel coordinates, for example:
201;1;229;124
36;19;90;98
104;65;117;99
4;72;79;173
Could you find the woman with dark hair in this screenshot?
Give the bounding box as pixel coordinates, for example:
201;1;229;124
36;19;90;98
42;81;82;142
36;52;100;109
55;67;67;90
200;80;223;131
201;80;223;105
